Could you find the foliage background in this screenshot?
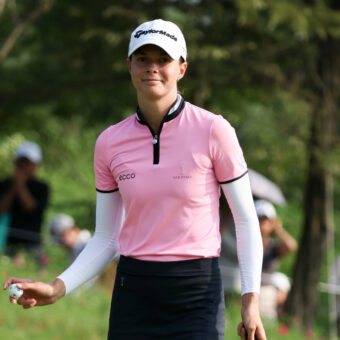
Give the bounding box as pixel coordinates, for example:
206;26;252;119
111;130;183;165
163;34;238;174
0;0;339;338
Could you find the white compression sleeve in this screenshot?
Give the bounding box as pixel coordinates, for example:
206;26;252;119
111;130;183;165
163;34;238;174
221;174;263;295
57;191;124;295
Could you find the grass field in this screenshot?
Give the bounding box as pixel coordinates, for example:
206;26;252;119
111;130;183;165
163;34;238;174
0;245;328;340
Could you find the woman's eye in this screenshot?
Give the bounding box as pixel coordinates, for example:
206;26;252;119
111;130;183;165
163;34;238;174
160;58;170;63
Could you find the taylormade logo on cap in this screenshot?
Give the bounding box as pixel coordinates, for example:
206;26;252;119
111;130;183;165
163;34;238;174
134;29;177;41
128;19;187;61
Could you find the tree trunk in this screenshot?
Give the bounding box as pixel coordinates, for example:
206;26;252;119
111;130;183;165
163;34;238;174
286;107;332;329
286;35;337;330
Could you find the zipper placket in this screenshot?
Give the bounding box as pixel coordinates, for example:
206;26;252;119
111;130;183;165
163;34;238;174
136;95;184;165
147;123;164;165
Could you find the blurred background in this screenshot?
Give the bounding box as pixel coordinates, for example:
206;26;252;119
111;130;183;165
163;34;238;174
0;0;339;339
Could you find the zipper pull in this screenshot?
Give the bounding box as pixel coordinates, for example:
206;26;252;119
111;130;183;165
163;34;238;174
152;135;158;144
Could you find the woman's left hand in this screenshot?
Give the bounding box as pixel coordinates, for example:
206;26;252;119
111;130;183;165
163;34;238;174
238;292;267;340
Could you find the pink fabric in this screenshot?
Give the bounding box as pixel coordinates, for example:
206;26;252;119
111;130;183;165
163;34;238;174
94;101;247;261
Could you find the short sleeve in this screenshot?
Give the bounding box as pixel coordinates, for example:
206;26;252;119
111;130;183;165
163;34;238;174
209;115;248;183
94;129;118;192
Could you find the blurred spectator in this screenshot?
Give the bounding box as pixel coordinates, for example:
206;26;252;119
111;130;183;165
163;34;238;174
219;195;241;295
50;213;118;295
0;142;49;257
0;213;10;253
50;214;91;262
255;199;298;319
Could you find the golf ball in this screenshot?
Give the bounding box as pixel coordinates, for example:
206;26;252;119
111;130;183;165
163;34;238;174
9;284;23;299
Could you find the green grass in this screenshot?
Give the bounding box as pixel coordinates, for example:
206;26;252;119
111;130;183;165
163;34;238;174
0;248;328;340
1;247;111;340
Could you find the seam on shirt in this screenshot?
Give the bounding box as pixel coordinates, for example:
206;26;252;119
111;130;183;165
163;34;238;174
218;169;248;184
103;127;118;190
208;114;217;161
104;128;110;175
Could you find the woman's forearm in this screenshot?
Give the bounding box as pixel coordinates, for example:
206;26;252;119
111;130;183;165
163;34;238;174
57;191;124;294
221;174;263;295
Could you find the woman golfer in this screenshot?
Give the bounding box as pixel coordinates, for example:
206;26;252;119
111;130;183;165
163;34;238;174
4;19;266;340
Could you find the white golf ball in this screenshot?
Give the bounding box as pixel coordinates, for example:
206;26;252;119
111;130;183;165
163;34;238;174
9;284;23;299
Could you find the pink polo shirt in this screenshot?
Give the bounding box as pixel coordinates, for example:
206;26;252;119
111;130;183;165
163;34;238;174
94;97;247;261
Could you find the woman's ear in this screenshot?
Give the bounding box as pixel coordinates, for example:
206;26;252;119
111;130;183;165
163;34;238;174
177;61;188;81
127;58;132;74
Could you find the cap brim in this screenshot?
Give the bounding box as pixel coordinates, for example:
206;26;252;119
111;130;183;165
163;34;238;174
15;154;40;164
128;40;182;61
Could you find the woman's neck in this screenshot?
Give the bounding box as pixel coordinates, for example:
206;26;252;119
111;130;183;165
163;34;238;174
137;93;177;132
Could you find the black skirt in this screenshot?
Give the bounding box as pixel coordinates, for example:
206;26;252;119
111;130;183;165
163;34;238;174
107;256;225;340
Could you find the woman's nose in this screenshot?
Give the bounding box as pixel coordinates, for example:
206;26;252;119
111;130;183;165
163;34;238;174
146;61;159;73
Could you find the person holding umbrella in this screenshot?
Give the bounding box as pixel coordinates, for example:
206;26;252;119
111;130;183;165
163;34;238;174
4;19;266;340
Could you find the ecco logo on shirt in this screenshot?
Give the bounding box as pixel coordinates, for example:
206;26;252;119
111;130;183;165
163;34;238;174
119;173;136;181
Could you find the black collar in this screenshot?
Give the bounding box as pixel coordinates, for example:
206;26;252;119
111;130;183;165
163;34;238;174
136;95;185;125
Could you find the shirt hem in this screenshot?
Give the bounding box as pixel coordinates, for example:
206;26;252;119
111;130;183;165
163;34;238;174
120;253;219;262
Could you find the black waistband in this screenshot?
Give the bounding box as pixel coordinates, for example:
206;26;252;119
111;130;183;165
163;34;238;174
118;256;219;277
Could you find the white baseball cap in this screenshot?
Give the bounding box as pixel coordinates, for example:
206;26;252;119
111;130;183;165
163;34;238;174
15;141;42;164
128;19;187;61
270;272;291;291
254;199;277;219
50;214;75;236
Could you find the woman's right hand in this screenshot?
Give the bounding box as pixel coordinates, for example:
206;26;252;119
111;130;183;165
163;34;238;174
3;277;66;309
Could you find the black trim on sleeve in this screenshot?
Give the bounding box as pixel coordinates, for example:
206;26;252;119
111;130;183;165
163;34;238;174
96;188;119;193
218;170;248;185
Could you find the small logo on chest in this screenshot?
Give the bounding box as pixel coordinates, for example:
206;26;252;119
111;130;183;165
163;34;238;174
173;175;192;179
172;164;191;180
119;173;136;181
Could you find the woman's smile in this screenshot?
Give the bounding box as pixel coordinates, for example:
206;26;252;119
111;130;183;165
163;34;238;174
142;78;162;83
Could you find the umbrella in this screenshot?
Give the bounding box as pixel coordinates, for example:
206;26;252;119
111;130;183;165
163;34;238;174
248;169;286;206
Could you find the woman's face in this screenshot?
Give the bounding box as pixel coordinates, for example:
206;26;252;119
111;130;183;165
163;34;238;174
127;44;187;101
